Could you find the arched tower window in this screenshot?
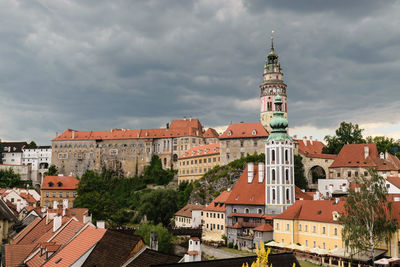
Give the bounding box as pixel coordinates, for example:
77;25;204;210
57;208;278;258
286;188;290;202
271;150;275;162
272;169;276;181
286;169;289;182
285;150;288;162
272;189;276;201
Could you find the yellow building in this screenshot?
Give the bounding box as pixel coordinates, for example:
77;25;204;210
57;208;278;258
177;143;220;184
273;199;400;259
202;190;231;242
40;175;79;208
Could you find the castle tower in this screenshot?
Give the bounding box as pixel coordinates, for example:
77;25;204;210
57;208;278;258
265;94;295;215
260;34;287;133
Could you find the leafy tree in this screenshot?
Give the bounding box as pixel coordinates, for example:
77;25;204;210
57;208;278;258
143;155;175;185
366;136;400;156
27;141;37;148
322;122;365;154
138;189;178;227
135;223;175;254
341;168;397;263
294;155;308;189
44;165;58;176
0;169;28;188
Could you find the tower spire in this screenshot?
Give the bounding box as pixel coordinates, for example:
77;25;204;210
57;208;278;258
270;30;274;50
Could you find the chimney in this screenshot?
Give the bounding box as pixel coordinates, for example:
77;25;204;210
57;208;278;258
309;136;313;145
190;116;192;122
96;221;105;229
53;201;58;209
364;145;370;159
247;163;254;183
53;216;62;232
334;198;340;204
72;130;75;139
258;162;265;183
184;116;186;121
63;199;69;209
166;123;169;131
380;152;385;159
83;214;92;224
150;232;158;251
303;136;307;146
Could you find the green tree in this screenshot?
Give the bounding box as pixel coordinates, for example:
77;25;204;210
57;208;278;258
0;169;26;187
366;136;399;155
139;189;178;227
135;223;175;254
322;122;365;154
44;165;58;176
177;181;193;209
294;154;308;189
27;141;37;148
341;168;397;264
143;155;175;185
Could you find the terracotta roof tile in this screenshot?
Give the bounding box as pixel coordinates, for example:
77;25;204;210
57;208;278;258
4;244;36;267
64;208;89;222
12;217;48;245
387;177;400;190
179;143;220;159
125;248;181;267
295;186;313;200
20;193;37;204
330;144;378;168
204;128;219;138
252;223;273;232
42;226;106;267
225;165;265;206
295;139;325;155
203;190;231;212
175;203;205;218
219;122;268;139
41;176;79;190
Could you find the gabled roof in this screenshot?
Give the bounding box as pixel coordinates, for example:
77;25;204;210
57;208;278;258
252;223;273;232
4;244;36;267
42;226;107;266
170;118;202;131
225;165;265;206
387;177;400;190
179;143;220;159
219;122;268;139
203;190;231;212
1;142;28;153
295;186;313;200
41;176;79;190
82;231;145;267
11;217;42;245
295;139;325;155
20;193;37;204
175;204;205;218
13;216;53;245
276;200;345;223
0;198;18;222
203;128;219;138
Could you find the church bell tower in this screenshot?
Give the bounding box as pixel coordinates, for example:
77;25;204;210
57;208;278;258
260;33;288;133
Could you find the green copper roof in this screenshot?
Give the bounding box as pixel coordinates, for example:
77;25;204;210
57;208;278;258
267;94;292;142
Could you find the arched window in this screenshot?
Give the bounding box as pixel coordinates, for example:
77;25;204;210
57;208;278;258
258;209;262;214
286;169;289;182
272;169;276;181
286;189;290;202
272;189;276;200
245;208;249;214
233;208;237;213
163;158;167;166
285;150;288;162
272;150;275;162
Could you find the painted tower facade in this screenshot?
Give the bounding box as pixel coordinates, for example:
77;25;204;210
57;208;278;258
260;36;287;133
265;94;295;215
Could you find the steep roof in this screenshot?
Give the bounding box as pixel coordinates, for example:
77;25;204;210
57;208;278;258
179;143;220;159
295;186;313;200
175;204;205;218
203;190;231;212
225;165;265;206
276;200;345;223
1;142;28;153
4;244;36;267
252;223;273;232
295;139;325;155
387;177;400;190
82;231;144;267
42;226;107;267
219;122;268;139
203;128;219;138
41;176;79;190
169;118;202;130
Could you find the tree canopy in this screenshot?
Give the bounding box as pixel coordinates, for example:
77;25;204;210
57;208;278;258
143;155;176;185
365;136;400;157
322;122;365;154
341;168;397;263
0;168;31;188
135;223;175;254
294;154;308;189
44;165;58;176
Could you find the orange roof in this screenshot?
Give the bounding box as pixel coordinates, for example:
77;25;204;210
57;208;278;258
175;203;205;218
4;244;36;267
295;186;313;200
253;223;273;232
219;122;268;139
187;250;199;256
228;213;265;218
11;217;42;245
64;208;89;222
295;139;325;155
179;143;220;159
170;118;202;130
42;226;106;267
387;177;400;190
225;165;265;206
203;190;231;212
190;237;200;241
51;219;85;245
41;176;79;190
204;128;219;138
276;200;345;223
20;193;37;204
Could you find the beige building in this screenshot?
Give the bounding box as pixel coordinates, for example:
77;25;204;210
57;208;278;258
328;143;400;180
177;143;220;184
0;198;18;245
202;190;231;242
219;122;269;165
51;119;219;178
174;203;205;228
40;175;79;208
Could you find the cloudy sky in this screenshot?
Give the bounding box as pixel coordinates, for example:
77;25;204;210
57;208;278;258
1;0;400;145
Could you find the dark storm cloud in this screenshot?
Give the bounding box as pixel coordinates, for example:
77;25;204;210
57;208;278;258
0;0;399;144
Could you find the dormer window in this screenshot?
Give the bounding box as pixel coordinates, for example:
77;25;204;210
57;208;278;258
48;182;54;187
252;130;257;136
57;182;63;187
332;211;339;221
228;130;232;136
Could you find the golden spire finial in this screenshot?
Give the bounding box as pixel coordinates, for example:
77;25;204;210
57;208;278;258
270;30;275;49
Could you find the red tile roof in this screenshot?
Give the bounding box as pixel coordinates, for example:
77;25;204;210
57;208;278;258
41;176;79;190
204;128;219;138
42;226;107;267
4;244;36;267
295;139;325;155
64;208;89;222
203;190;231;212
50;219;85;245
295;186;313;200
20;193;37;204
175;203;205;218
276;200;345;223
219;122;269;139
225;165;265;206
387;177;400;190
179;143;220;159
253;223;273;232
187;250;199;255
11;217;42;245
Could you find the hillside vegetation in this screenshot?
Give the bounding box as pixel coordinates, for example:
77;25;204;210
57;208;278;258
189;153;265;204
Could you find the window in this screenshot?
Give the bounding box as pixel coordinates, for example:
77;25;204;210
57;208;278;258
276;223;279;230
322;226;326;234
52;192;56;197
364;171;368;176
253;141;257;147
347;171;351;177
323;243;326;249
59;192;63;197
286;224;289;231
286;169;289;181
305;240;308;247
334;228;338;236
299;224;302;231
355;171;359;177
272;189;276;200
258;208;262;214
245;208;249;214
285;150;288;162
271;150;275;162
213;157;216;162
305;225;308;232
337;172;341;178
286;188;290;202
66;192;70;197
313;226;316;233
45;192;49;197
313;241;316;248
272;169;276;181
73;192;77;197
240;141;244;147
